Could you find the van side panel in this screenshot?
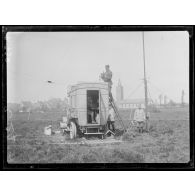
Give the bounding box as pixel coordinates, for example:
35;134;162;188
77;88;87;126
100;88;109;125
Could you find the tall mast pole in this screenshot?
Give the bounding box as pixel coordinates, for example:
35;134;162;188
142;31;149;131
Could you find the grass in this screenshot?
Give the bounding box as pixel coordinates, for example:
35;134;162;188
7;107;189;163
121;119;189;163
7;141;144;163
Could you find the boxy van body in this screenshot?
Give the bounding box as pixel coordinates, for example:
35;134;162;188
67;82;109;137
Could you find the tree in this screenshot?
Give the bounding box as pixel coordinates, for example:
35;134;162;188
31;102;42;112
168;99;176;107
7;103;20;113
164;95;167;105
40;101;49;112
159;94;163;105
46;98;68;112
21;101;32;112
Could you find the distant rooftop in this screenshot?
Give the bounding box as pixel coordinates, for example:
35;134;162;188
117;98;152;103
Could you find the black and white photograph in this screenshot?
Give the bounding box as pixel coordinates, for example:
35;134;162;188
2;26;193;168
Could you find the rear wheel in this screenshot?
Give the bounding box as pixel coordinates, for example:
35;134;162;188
69;121;77;139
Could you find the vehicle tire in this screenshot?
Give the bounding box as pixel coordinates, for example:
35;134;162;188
69;121;77;139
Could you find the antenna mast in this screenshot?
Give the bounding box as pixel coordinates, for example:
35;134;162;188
142;32;149;131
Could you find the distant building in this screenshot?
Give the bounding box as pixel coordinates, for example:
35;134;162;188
117;98;152;109
116;79;124;102
116;80;152;109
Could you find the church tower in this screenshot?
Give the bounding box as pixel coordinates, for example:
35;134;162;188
116;79;124;102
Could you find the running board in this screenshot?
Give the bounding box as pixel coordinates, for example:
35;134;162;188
84;132;104;135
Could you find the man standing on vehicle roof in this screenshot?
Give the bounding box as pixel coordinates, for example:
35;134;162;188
101;65;113;95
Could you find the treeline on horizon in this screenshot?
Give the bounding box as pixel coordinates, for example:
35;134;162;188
7;98;69;113
7;97;188;114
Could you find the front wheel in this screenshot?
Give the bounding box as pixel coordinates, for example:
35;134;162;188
69;121;77;139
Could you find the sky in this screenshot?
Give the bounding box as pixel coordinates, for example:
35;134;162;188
7;31;189;104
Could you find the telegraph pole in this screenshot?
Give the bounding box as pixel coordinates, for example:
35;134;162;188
142;32;149;132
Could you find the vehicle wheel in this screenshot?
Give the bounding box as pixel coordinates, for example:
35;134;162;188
69;121;77;139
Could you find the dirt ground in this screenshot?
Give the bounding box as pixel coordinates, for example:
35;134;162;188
7;106;189;163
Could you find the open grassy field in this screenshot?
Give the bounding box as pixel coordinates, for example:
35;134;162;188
7;107;189;163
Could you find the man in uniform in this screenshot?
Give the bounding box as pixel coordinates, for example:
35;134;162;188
134;104;146;133
101;65;113;95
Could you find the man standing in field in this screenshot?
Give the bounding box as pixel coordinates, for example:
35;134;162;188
107;104;115;133
134;104;146;133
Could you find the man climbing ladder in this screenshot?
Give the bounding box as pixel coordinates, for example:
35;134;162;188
100;65;126;133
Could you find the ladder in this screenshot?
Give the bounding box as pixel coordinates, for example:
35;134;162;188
109;93;126;132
